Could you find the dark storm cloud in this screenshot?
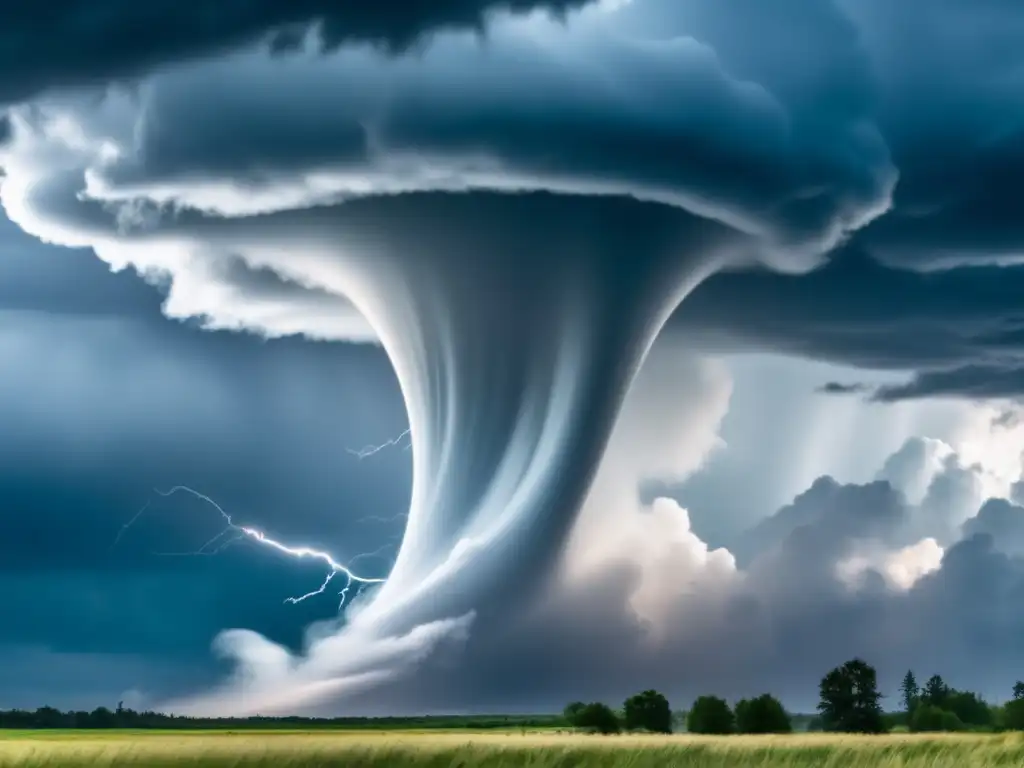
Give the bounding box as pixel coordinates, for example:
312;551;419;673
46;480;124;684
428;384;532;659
605;0;1024;401
839;0;1024;269
12;0;1020;401
873;369;1024;402
672;245;1024;400
612;0;1024;272
0;316;408;633
0;223;409;701
0;647;208;711
0;0;590;106
69;17;890;265
817;381;870;395
961;499;1024;557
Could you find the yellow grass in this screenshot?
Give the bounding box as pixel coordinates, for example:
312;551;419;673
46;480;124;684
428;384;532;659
2;729;1023;767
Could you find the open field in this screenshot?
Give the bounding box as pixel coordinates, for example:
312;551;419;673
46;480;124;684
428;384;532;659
2;730;1024;767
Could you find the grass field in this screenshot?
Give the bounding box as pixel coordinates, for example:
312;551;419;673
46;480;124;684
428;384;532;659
2;730;1023;767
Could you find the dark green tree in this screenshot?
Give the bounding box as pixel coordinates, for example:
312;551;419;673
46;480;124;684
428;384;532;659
32;706;65;728
563;702;587;729
88;706;117;728
735;694;792;734
910;704;964;732
686;696;735;735
574;702;621;734
921;675;950;709
945;689;992;727
900;670;919;714
817;658;885;733
622;690;673;733
1005;700;1024;730
1004;683;1024;731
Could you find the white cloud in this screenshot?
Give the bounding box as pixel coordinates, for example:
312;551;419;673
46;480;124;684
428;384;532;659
564;343;736;633
836;537;944;591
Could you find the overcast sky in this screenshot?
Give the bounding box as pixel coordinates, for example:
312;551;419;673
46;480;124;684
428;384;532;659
4;0;1024;716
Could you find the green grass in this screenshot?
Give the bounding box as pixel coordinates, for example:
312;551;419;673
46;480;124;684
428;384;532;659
2;730;1024;767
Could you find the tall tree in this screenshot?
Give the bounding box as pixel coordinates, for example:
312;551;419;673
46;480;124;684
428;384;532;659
622;690;673;734
817;658;885;734
1006;683;1024;730
900;670;919;714
921;675;950;708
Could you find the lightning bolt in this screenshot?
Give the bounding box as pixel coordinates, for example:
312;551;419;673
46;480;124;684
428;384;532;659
108;500;153;552
346;428;412;459
284;570;338;605
114;485;388;610
279;540;398;609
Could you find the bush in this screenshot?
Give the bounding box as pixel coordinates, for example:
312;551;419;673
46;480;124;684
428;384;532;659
571;702;620;734
623;690;673;734
735;694;792;734
686;696;734;735
933;689;991;728
563;702;586;727
910;704;965;733
1003;699;1024;731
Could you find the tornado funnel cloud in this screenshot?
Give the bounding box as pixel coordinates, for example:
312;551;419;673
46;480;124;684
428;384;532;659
168;193;746;714
332;194;740;633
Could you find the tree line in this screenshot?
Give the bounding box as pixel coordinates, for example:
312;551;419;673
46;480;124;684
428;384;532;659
563;690;791;735
0;703;563;731
564;659;1024;734
894;669;1024;732
6;658;1024;734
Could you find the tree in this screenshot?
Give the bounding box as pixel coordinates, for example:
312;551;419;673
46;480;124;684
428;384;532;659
32;706;65;729
686;696;735;735
563;702;586;729
921;675;950;709
1006;699;1024;731
735;694;792;734
88;706;117;728
910;704;964;733
573;702;620;734
817;658;885;734
900;670;919;714
1005;683;1024;731
623;690;672;734
945;689;992;728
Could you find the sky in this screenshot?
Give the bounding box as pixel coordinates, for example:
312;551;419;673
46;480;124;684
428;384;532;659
4;0;1024;716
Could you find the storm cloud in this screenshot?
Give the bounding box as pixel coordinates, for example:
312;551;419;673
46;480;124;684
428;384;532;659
4;0;1024;716
0;0;591;106
673;244;1024;401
